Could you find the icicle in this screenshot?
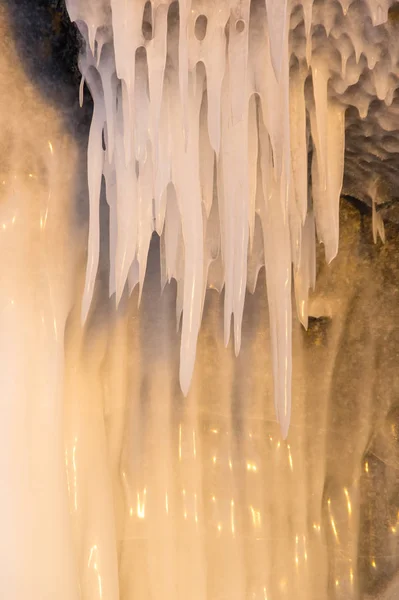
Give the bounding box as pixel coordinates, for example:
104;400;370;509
114;102;139;305
294;211;316;329
205;185;224;294
248;94;259;248
202;3;229;154
279;33;292;222
372;58;391;101
255;1;291;220
137;146;155;305
127;257;140;295
247;213;264;294
176;276;185;333
219;64;250;355
81;104;105;323
110;0;146;163
310;96;345;264
265;0;288;80
258;114;292;439
303;1;313;66
199;92;214;219
103;157;117;297
164;185;182;282
80;52;106;323
68;0;355;436
325;103;345;261
372;200;386;244
88;24;97;57
311;56;329;190
98;44;117;163
337;34;355;80
120;81;133;163
232;110;250;356
203;190;222;293
289;180;302;272
366;0;388;26
147;3;168;198
370;177;386;244
169;66;204;395
178;0;192;144
228;0;251;124
290;66;308;223
79;76;85;108
134;49;150;164
65;0;109;57
339;0;352;15
153;79;172;233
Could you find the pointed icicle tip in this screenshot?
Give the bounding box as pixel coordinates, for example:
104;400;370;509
79;76;85;108
80;287;92;326
179;351;194;397
277;390;292;439
115;277;124;308
279;412;290;440
234;321;242;358
88;24;97;58
224;312;232;348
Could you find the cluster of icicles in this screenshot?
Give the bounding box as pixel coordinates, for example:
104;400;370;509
65;0;389;438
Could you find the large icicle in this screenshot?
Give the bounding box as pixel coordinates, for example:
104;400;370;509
147;3;169;223
201;2;229;155
294;211;316;329
81;71;105;323
114;95;138;304
220;18;250;355
290;65;309;224
170;64;204;394
178;0;192;143
265;0;289;80
310;71;345;263
228;0;251;124
258;112;292;439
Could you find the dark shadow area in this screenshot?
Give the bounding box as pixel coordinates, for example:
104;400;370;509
3;0;92;136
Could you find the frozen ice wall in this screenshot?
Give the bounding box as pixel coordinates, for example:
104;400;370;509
1;1;399;599
0;4;84;596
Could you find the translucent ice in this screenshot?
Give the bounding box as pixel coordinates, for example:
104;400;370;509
65;0;399;436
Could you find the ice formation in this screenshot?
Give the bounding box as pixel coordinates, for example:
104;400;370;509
65;0;399;437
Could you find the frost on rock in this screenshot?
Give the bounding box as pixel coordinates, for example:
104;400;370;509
66;0;398;437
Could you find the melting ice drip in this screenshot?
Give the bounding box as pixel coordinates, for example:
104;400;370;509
65;0;396;437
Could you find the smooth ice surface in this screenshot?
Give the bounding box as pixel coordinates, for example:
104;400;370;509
0;7;81;597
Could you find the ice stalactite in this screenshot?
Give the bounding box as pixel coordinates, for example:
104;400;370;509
370;176;386;244
81;65;105;321
65;0;367;437
310;55;345;265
